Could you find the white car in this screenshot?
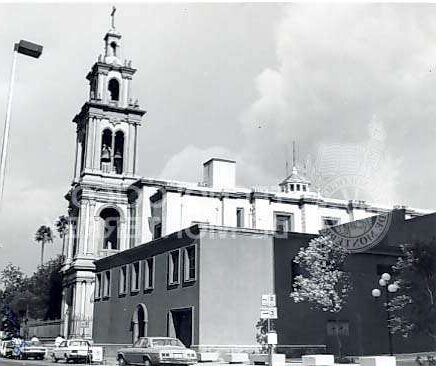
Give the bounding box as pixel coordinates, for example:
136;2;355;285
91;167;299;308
51;338;93;363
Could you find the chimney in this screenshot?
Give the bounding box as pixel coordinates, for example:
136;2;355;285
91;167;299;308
203;158;236;189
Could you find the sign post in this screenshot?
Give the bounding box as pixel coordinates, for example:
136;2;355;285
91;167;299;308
260;294;278;364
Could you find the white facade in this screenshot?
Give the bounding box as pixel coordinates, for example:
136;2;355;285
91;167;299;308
134;161;430;243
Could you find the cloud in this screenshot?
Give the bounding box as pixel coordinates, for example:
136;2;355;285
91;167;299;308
238;4;436;208
0;176;64;274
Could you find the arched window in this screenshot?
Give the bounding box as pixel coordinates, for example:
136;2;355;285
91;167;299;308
114;131;124;174
110;41;117;57
101;129;113;173
108;79;120;101
100;208;120;250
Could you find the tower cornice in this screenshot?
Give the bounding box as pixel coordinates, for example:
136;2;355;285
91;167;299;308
73;101;145;126
86;61;136;81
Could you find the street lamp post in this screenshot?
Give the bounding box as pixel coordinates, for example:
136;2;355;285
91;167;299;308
371;272;399;356
0;40;43;207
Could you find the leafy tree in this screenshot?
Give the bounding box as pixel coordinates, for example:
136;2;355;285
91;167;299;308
35;225;54;266
0;256;63;333
387;240;436;339
290;235;351;357
55;215;68;260
255;319;269;352
0;264;27;336
0;263;25;291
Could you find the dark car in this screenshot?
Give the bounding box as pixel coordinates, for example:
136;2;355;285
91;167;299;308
117;337;197;366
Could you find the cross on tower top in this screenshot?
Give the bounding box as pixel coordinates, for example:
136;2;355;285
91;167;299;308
111;6;116;29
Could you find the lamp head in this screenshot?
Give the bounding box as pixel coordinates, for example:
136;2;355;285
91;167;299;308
381;273;391;282
372;289;381;298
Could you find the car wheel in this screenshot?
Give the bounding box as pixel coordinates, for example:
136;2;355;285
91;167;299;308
52;354;59;363
118;356;127;366
143;357;152;366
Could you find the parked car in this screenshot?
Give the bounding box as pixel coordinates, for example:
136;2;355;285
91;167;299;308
51;338;92;363
117;337;197;366
0;340;14;358
17;340;46;360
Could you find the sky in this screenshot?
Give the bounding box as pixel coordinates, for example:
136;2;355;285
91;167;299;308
1;3;436;274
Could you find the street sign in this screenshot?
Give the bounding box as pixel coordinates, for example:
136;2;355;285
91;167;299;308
260;308;270;319
260;306;277;319
261;294;276;307
268;307;277;319
261;295;269;307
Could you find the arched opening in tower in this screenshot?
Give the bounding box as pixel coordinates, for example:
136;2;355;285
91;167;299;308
110;41;117;57
108;78;120;101
100;207;120;250
101;129;113;173
114;131;124;174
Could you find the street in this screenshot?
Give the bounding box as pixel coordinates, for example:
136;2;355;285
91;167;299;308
0;357;422;366
0;359;95;366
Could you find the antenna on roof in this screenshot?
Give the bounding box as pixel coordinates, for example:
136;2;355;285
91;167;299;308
292;140;296;168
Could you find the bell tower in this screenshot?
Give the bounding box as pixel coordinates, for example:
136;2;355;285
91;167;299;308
61;8;146;338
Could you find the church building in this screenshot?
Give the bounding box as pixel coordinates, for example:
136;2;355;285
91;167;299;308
60;11;431;353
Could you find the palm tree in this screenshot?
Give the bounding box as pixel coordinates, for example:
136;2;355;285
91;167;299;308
55;215;68;261
35;225;54;266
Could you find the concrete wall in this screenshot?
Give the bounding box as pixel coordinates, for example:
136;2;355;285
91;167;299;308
198;231;274;346
93;231;200;345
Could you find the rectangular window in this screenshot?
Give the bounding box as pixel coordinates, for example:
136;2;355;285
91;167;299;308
184;246;196;282
103;270;111;298
119;265;127;295
95;273;102;299
322;217;340;228
153;223;162;240
168;250;180;285
144;258;155;290
236;208;244;228
275;214;292;232
131;262;140;292
326;320;350;337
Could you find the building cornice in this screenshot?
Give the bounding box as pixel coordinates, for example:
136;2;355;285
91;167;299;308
130;178;431;217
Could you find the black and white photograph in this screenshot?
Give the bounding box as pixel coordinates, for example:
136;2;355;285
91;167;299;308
1;2;436;366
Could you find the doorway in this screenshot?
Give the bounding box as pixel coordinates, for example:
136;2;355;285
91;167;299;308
168;308;193;347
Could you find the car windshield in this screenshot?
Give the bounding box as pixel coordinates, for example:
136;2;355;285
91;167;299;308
151;338;184;347
70;340;89;347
